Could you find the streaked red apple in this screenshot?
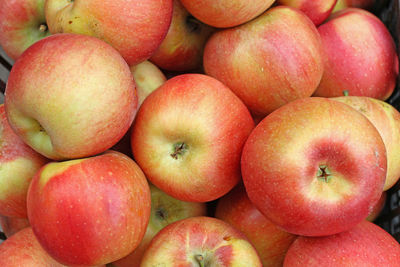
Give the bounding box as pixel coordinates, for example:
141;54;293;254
0;215;30;238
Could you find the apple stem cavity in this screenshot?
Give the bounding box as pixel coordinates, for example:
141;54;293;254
317;164;332;183
39;24;48;33
170;142;188;160
194;254;205;267
186;15;201;33
155;207;167;220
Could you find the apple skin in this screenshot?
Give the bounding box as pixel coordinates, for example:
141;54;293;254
112;184;207;267
180;0;275;28
5;33;137;160
241;97;387;236
26;151;151;266
131;73;254;203
366;191;386;222
0;215;30;238
215;185;297;267
149;0;215;72
0;0;51;61
203;6;324;117
44;0;173;66
333;0;375;12
0;104;49;218
332;96;400;191
283;220;400;266
140;216;262;266
277;0;337;26
314;8;398;100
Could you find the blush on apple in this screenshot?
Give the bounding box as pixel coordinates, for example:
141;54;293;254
333;0;375;12
241;97;387;236
0;215;30;238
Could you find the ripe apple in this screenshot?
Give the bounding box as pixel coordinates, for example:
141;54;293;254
0;104;49;218
277;0;338;25
333;0;375;12
366;191;386;222
283;220;400;266
140;216;262;266
241;97;387;236
203;6;324;117
0;215;30;238
332;96;400;191
27;151;151;266
149;0;215;72
215;185;297;267
180;0;275;28
314;8;398;100
44;0;173;66
131;73;254;202
112;184;207;267
5;33;137;160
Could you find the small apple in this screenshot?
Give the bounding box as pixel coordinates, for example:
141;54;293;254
0;215;30;238
140;216;262;266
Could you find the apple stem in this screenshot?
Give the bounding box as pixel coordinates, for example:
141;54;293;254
317;165;332;183
170;142;188;159
195;254;205;267
343;90;349;96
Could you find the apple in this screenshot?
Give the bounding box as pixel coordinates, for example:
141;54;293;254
314;8;398;100
5;33;137;160
0;215;30;238
44;0;173;66
203;6;324;117
140;216;262;266
283;220;400;266
366;191;386;222
149;0;215;72
277;0;338;25
332;96;400;191
0;0;51;61
241;97;387;236
131;73;254;202
333;0;375;12
112;183;207;267
215;185;297;267
179;0;275;28
0;104;49;218
27;150;151;266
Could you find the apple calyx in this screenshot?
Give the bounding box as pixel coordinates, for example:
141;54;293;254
170;142;188;159
194;254;206;267
186;15;201;33
155;207;168;220
39;24;48;33
317;164;332;183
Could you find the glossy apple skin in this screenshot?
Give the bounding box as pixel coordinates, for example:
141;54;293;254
314;8;398;100
278;0;337;25
241;97;387;236
149;0;215;72
0;215;30;238
140;216;262;266
5;33;137;160
27;151;151;266
112;184;207;267
180;0;275;28
215;185;297;267
44;0;173;66
283;220;400;266
131;73;254;202
204;6;324;117
0;0;51;60
333;96;400;191
0;104;49;218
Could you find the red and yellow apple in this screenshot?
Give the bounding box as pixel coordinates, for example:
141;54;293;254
366;191;386;222
333;0;375;12
0;215;30;238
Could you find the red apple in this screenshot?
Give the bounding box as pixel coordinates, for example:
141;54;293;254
140;216;262;266
0;215;30;238
241;97;387;236
0;104;49;218
27;151;151;266
44;0;173;66
5;33;137;160
215;185;297;267
366;191;386;222
131;73;254;202
283;220;400;266
333;0;375;12
204;6;324;117
314;8;398;100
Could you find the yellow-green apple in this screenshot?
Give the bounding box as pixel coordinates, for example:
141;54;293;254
366;191;386;222
5;33;137;160
215;185;297;267
149;0;215;72
180;0;275;28
0;215;30;238
203;6;324;117
332;96;400;191
112;184;207;267
314;8;398;100
44;0;173;66
0;0;50;61
140;216;263;266
26;151;151;266
0;104;49;218
277;0;337;25
0;227;66;267
131;73;254;202
283;220;400;266
241;97;387;236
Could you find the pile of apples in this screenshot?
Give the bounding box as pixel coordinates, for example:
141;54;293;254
1;0;400;266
